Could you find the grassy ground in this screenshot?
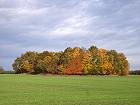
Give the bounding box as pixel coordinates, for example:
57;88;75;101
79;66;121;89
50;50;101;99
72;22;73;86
0;74;140;105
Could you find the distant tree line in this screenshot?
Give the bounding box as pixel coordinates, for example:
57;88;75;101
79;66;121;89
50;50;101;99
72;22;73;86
0;65;15;74
12;45;129;75
129;70;140;75
0;65;4;74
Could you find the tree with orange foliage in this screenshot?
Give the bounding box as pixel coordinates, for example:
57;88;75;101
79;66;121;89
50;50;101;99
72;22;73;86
64;57;82;75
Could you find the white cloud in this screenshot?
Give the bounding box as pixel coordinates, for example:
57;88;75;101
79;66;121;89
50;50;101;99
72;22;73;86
48;15;94;38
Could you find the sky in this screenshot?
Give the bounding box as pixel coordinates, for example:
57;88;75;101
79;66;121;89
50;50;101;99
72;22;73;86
0;0;140;70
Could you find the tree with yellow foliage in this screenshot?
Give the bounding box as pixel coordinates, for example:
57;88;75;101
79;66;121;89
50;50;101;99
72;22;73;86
82;51;92;74
19;60;33;73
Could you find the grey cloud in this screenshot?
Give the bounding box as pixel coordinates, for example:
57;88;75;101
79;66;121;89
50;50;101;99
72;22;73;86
0;0;140;70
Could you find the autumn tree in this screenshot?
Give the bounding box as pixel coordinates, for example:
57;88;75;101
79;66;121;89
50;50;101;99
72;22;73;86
107;50;120;74
117;53;129;75
35;51;53;73
98;48;114;75
47;53;59;74
64;58;82;75
82;51;92;74
19;60;33;73
12;57;23;73
64;47;83;74
12;51;38;73
88;45;100;75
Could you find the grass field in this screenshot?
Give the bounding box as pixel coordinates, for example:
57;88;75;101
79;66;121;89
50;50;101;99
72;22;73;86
0;74;140;105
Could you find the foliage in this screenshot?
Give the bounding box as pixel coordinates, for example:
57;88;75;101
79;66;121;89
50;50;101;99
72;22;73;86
82;51;92;74
12;45;129;75
64;57;82;75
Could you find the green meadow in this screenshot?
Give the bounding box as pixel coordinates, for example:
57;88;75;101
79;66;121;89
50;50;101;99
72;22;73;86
0;74;140;105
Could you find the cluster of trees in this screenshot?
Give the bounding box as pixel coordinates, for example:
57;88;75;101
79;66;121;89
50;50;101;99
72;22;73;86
12;46;129;75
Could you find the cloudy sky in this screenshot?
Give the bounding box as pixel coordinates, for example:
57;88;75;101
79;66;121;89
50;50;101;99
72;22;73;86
0;0;140;70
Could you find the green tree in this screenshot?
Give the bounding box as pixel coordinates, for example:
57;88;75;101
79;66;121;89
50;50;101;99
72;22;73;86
12;57;23;73
88;45;100;75
117;53;129;75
